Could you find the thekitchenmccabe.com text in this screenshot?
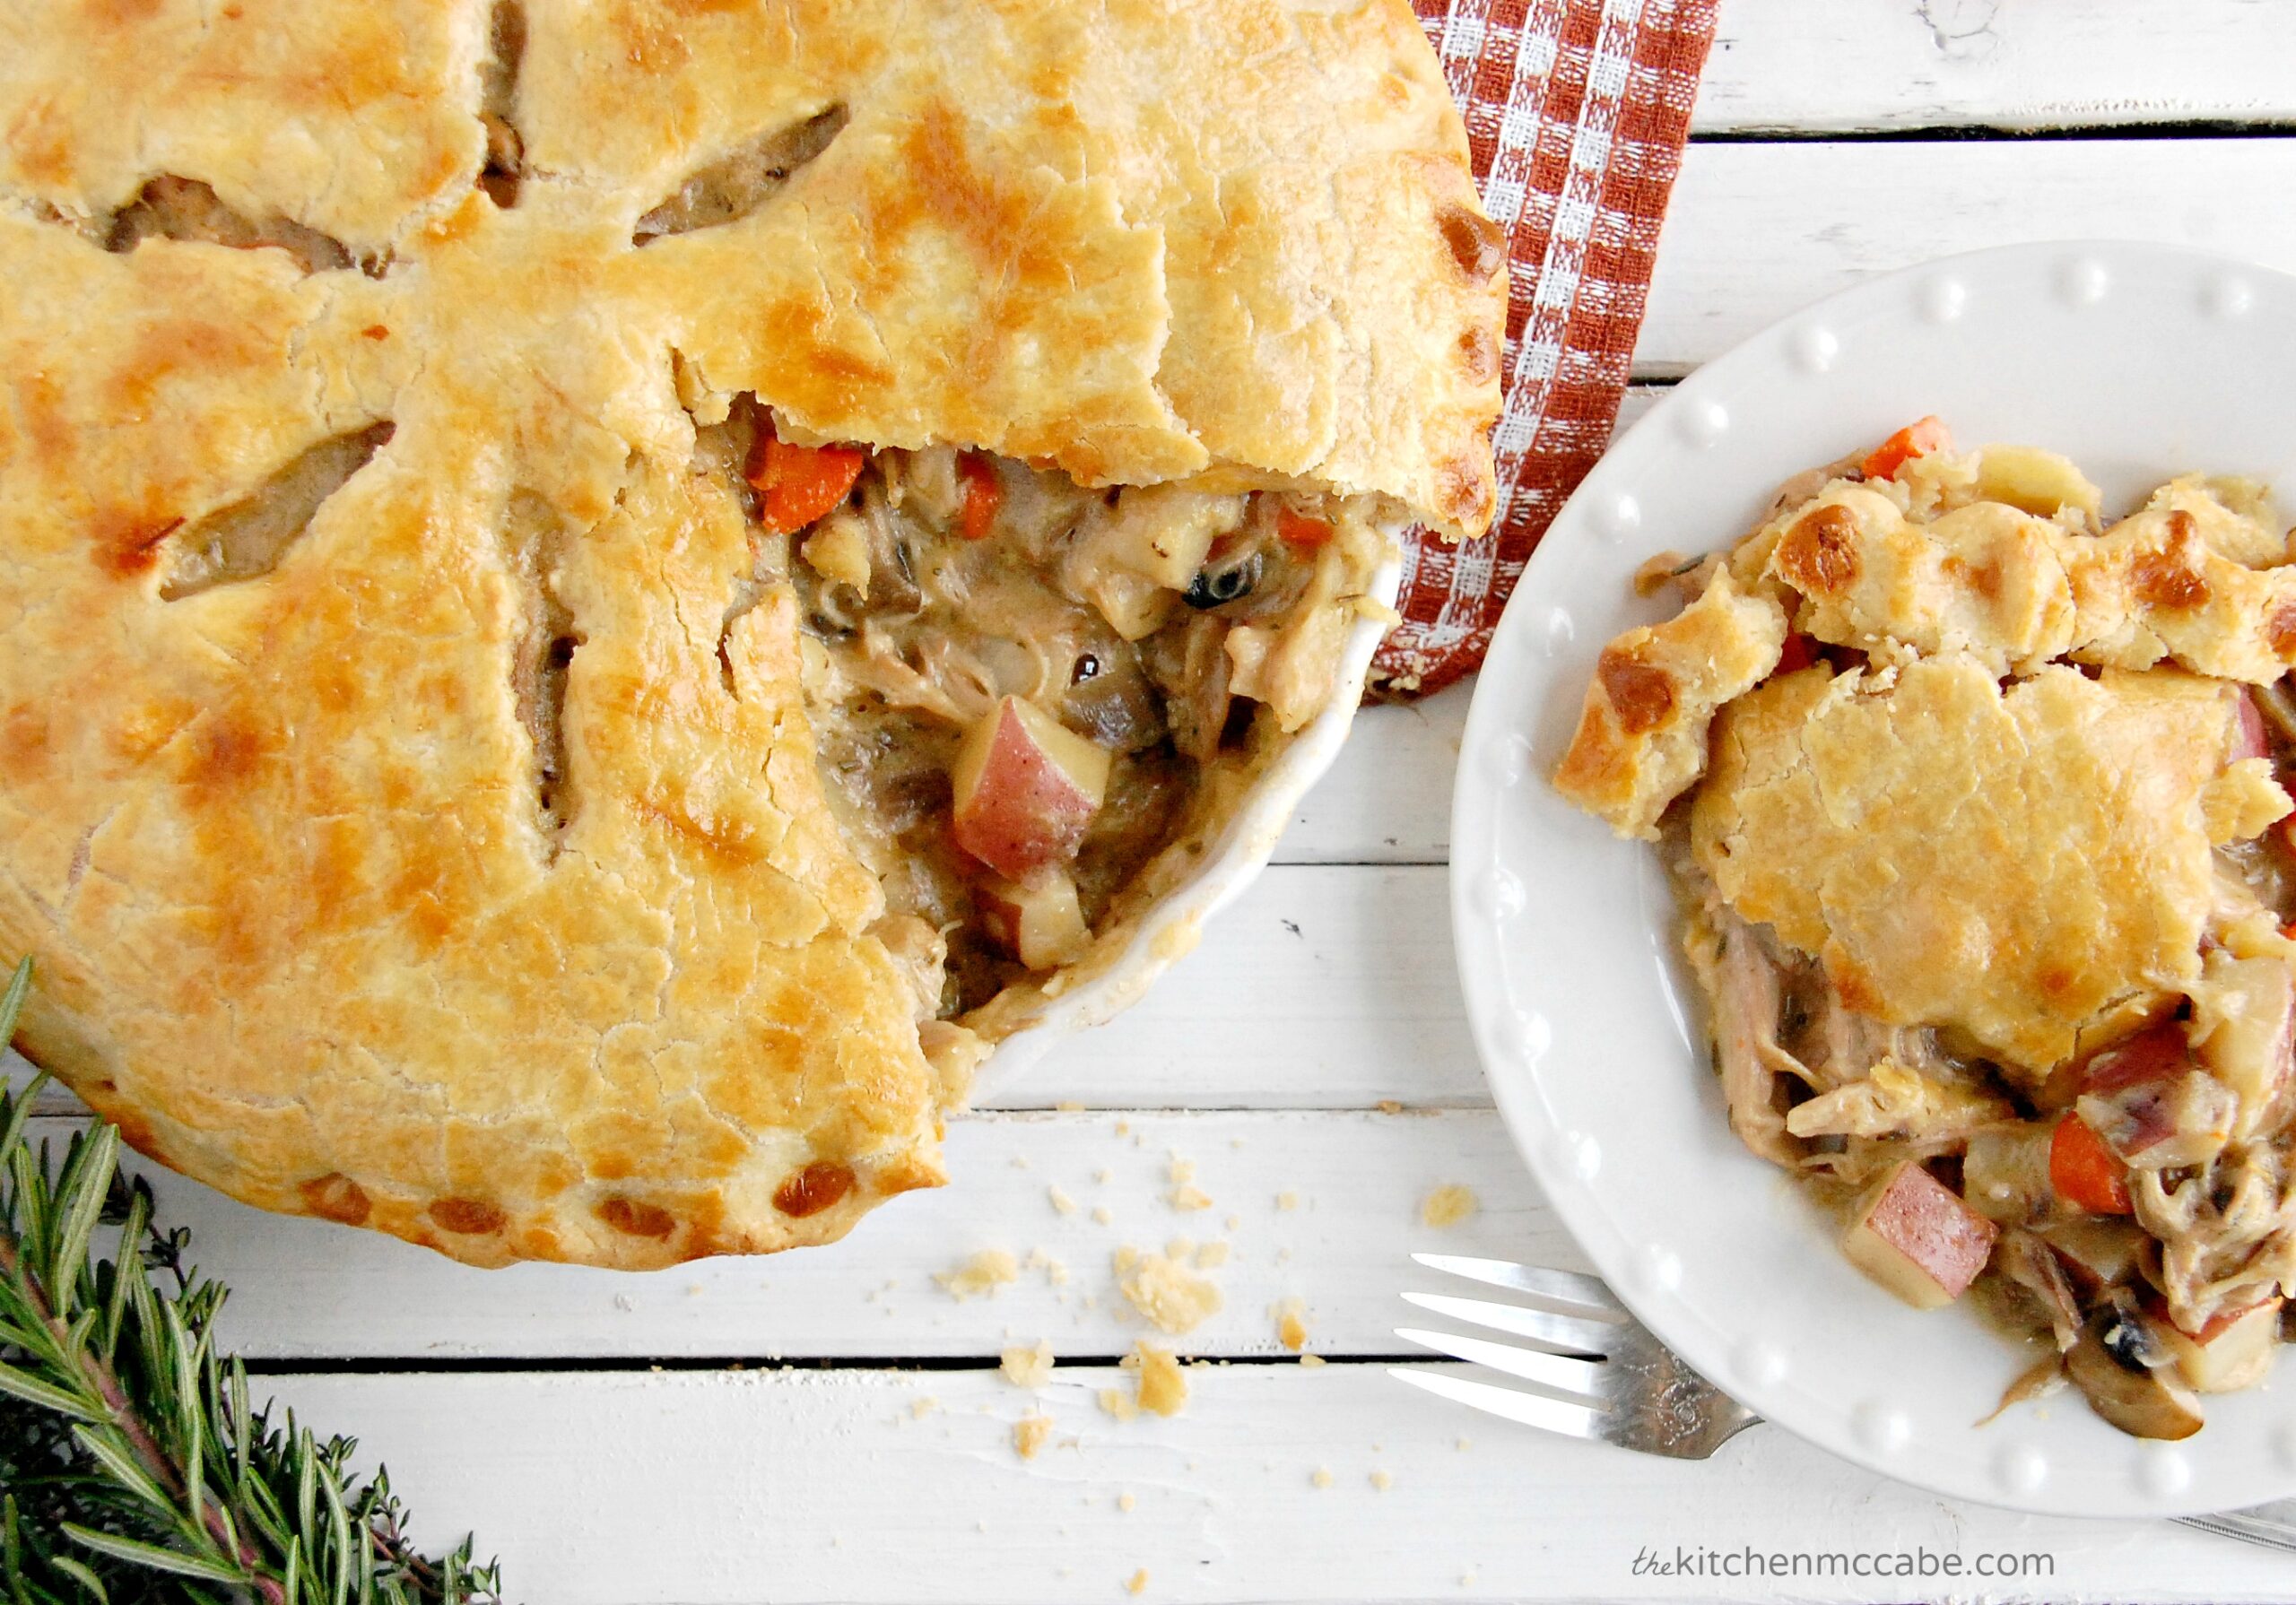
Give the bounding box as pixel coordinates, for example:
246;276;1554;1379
1630;1544;2055;1581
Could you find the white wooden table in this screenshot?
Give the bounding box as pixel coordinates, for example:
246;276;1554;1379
20;4;2296;1600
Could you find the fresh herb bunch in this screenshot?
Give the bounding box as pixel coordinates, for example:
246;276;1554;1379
0;959;503;1604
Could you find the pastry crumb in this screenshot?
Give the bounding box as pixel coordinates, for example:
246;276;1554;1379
1195;1240;1229;1268
1168;1157;1196;1184
935;1249;1020;1299
1001;1339;1055;1389
1048;1184;1078;1215
1274;1297;1310;1352
1126;1340;1188;1418
1299;1352;1326;1367
1116;1248;1222;1334
1456;1436;1472;1451
1224;1212;1241;1231
1011;1154;1031;1169
1056;1099;1084;1112
1310;1467;1334;1489
1013;1412;1054;1461
1097;1386;1140;1423
1370;1470;1394;1492
1094;1167;1113;1184
1275;1190;1300;1211
1125;1568;1149;1596
1420;1184;1478;1228
1091;1204;1115;1226
1117;1491;1136;1513
1169;1184;1213;1211
1377;1098;1404;1115
1631;548;1691;594
910;1395;938;1418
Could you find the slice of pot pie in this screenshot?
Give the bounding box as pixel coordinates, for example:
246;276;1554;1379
1556;419;2296;1439
0;0;1502;1268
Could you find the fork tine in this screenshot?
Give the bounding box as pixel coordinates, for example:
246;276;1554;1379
1388;1366;1605;1441
1401;1290;1616;1355
1411;1254;1626;1316
1395;1326;1606;1401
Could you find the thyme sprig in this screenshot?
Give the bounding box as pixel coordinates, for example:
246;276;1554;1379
0;959;503;1603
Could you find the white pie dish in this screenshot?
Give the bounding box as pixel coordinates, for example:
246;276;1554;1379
978;547;1404;1092
1450;240;2296;1517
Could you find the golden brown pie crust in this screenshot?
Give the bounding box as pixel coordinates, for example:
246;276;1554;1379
0;1;1501;1266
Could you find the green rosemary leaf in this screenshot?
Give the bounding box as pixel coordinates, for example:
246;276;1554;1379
324;1453;355;1605
0;1359;97;1422
94;1184;143;1365
66;1425;177;1516
57;1525;247;1586
46;1554;109;1605
0;958;31;1045
46;1124;116;1316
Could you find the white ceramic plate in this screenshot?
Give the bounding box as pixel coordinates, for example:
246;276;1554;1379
1451;241;2296;1517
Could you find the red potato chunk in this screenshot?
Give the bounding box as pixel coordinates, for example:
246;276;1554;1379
951;696;1112;881
2235;690;2273;762
1841;1161;1998;1310
978;869;1092;972
2153;1296;2283;1394
2076;1019;2238;1167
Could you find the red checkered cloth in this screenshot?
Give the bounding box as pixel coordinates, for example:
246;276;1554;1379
1374;0;1718;696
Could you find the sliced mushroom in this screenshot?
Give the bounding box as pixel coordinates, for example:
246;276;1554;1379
2066;1291;2205;1440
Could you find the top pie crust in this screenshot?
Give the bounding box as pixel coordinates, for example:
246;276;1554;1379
0;1;1501;1267
1558;449;2296;1073
1692;656;2281;1070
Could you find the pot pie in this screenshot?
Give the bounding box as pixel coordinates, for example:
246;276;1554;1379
1558;419;2296;1439
0;1;1503;1267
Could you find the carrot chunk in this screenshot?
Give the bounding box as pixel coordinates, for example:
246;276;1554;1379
958;452;1002;542
2049;1113;2134;1215
1860;415;1952;481
1275;505;1334;551
1774;632;1821;674
745;421;865;535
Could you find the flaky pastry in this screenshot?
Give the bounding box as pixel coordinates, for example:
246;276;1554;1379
0;1;1501;1266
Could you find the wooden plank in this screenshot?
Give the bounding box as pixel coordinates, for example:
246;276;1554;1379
1639;138;2296;377
265;1362;2283;1604
45;1108;1561;1360
1697;0;2296;133
1274;689;1461;866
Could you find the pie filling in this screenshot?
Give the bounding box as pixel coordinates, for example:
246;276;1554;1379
696;399;1387;1028
1557;419;2296;1440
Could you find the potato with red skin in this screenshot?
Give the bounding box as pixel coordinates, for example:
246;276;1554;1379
2082;1019;2196;1094
951;696;1112;881
977;869;1091;971
1841;1160;1998;1310
2150;1295;2283;1393
2075;1019;2238;1168
2234;690;2273;762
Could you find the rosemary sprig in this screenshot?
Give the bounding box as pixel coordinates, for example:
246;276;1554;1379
0;959;504;1604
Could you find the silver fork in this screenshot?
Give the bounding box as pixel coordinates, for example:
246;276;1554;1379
1393;1251;2296;1550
